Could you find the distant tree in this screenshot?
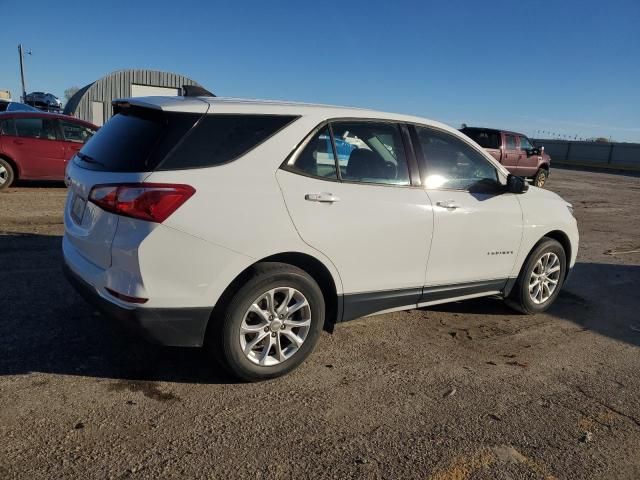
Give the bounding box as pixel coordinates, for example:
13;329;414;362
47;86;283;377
595;137;610;143
64;86;80;102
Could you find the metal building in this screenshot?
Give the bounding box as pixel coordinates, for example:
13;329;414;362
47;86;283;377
63;69;201;126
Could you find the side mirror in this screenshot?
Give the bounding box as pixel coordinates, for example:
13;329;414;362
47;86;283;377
531;145;544;156
507;174;529;194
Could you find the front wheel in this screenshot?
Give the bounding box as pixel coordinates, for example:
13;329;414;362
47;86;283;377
0;158;15;190
209;262;325;381
506;238;566;314
533;168;548;188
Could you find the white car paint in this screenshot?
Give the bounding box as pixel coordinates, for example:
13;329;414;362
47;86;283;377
62;97;579;345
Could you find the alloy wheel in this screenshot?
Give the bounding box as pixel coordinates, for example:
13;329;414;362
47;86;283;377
529;252;561;304
239;287;312;366
0;165;7;186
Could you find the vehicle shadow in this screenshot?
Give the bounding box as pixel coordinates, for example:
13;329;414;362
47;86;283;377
12;180;67;188
0;232;235;384
1;232;638;384
427;262;640;347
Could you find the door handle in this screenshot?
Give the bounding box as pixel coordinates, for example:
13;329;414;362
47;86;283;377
13;139;24;145
436;200;459;210
305;192;340;203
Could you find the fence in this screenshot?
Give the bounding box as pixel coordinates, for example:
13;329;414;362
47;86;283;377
531;139;640;171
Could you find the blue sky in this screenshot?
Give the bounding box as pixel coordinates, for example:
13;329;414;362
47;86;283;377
1;0;639;141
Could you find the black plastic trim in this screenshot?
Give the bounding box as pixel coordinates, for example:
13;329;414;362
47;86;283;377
339;279;509;322
503;277;518;298
64;263;211;347
341;287;423;322
419;279;507;304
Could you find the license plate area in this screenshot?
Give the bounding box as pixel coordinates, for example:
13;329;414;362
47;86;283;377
71;194;87;224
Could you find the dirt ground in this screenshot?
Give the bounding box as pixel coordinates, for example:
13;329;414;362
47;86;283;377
1;168;639;479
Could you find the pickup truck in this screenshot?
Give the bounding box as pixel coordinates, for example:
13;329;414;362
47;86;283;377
460;127;551;187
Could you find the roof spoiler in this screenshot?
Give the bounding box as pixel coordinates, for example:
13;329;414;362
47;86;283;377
182;85;216;97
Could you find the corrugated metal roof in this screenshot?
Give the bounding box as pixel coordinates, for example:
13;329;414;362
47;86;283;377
63;69;200;124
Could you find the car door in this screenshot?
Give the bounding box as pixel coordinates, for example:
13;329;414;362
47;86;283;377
502;133;520;174
11;116;66;179
276;121;434;319
412;125;523;293
516;135;538;177
58;119;96;171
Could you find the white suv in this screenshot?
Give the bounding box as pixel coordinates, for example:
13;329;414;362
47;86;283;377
63;96;579;381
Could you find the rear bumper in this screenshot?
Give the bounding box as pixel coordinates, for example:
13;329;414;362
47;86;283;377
63;262;212;347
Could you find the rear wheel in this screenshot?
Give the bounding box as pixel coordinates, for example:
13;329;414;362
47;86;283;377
533;168;548;188
0;158;15;190
506;238;566;314
209;262;325;381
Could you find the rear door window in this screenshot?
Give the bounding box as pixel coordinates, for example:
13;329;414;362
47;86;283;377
0;118;16;135
288;127;337;179
505;135;517;150
14;118;59;140
329;121;410;186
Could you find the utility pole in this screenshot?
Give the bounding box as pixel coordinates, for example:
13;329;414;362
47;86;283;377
18;44;30;103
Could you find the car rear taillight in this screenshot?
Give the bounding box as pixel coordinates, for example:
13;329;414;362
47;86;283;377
89;183;195;223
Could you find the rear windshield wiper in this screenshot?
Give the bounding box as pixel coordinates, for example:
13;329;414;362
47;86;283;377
76;152;106;167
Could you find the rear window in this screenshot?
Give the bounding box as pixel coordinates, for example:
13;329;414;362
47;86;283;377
75;110;297;172
461;129;501;149
76;109;197;172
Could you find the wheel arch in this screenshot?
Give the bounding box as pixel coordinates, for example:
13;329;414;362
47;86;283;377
207;251;340;339
506;229;572;297
0;153;19;181
543;229;572;264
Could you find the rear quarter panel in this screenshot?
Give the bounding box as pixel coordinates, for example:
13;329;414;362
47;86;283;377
144;114;345;305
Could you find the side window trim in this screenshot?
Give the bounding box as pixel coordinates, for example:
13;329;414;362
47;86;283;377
400;123;421;187
54;119;65;142
410;124;500;193
327;122;342;181
408;124;427;185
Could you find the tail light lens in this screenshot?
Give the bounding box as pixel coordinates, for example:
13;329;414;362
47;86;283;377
89;183;195;223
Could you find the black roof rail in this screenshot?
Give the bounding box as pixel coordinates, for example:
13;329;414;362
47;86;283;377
182;85;216;97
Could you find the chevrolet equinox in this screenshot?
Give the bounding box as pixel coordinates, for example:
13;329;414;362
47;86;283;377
63;96;579;381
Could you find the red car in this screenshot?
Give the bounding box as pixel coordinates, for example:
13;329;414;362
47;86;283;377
0;111;98;189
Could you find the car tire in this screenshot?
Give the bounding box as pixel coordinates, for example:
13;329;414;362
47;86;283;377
0;158;15;190
533;168;548;188
506;237;566;315
208;262;325;382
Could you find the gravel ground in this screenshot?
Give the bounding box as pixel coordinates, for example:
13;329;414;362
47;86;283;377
1;169;639;479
